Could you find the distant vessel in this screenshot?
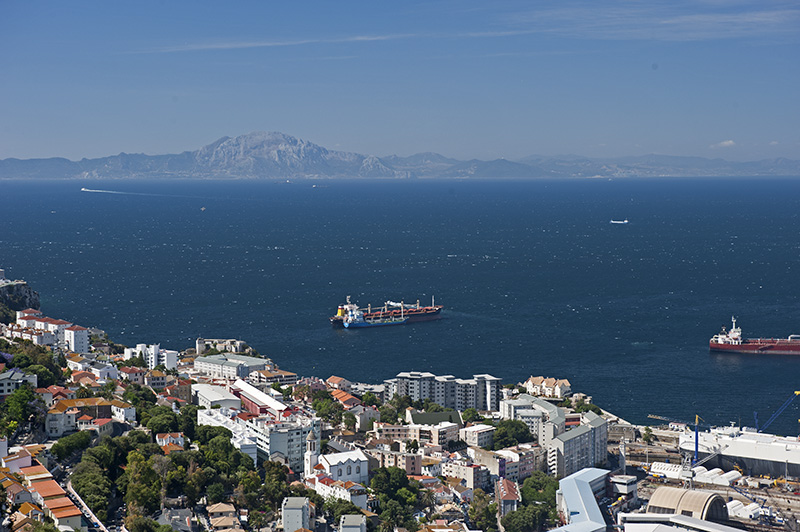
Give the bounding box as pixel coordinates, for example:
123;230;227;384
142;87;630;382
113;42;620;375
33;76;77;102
331;296;443;329
610;219;629;224
709;317;800;355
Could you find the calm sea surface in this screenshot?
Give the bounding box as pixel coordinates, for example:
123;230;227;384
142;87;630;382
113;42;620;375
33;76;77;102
3;178;800;434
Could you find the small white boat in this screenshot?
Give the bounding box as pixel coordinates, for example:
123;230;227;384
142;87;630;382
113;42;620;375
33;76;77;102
610;219;629;224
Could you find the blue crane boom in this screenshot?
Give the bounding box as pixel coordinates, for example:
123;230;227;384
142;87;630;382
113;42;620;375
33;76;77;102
756;391;800;433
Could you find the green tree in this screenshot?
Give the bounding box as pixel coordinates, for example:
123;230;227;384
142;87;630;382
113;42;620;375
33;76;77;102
51;431;92;460
493;419;533;450
207;482;226;504
362;391;380;406
642;426;653;444
462;408;484;423
343;412;357;431
379;405;398;423
468;488;498;532
501;505;548;532
24;364;56;387
520;472;559;507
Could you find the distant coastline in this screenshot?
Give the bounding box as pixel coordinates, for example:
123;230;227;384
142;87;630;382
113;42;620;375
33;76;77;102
2;131;799;180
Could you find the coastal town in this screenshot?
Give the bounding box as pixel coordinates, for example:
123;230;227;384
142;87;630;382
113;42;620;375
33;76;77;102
3;271;800;532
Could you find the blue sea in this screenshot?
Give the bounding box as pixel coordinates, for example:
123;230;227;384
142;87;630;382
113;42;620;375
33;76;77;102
3;178;800;434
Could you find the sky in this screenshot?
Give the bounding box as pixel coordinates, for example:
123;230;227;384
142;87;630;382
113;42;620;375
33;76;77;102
1;1;798;162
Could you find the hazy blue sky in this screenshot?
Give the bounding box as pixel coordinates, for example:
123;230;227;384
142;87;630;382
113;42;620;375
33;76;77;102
1;1;798;161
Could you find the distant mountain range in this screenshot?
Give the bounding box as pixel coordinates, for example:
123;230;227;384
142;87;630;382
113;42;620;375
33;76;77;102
1;131;798;179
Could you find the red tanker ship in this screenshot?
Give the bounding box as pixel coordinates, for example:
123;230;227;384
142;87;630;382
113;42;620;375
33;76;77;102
331;296;443;328
709;317;800;355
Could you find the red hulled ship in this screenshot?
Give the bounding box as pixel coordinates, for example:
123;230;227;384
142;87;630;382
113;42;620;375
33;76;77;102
709;317;800;355
331;296;443;328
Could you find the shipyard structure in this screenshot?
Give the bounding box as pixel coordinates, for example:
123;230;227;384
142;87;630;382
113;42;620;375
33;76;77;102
679;425;800;478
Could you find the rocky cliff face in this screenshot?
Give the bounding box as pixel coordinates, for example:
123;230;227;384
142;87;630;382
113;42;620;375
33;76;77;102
0;282;40;324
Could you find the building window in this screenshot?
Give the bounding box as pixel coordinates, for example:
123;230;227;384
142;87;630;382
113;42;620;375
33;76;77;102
347;466;351;475
338;469;342;476
356;466;360;474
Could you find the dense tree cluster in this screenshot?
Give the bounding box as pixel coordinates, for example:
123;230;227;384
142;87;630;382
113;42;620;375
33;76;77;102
71;405;255;524
311;390;344;424
492;419;534;450
499;471;561;532
468;489;497;532
0;338;62;386
51;430;92;460
0;384;46;436
370;467;426;531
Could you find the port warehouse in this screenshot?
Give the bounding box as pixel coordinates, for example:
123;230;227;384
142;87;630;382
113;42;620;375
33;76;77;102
678;426;800;479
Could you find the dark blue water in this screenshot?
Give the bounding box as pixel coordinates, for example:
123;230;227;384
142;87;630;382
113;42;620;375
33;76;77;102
3;178;800;434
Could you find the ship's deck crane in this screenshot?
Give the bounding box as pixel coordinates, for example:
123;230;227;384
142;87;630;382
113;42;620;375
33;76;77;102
755;391;800;433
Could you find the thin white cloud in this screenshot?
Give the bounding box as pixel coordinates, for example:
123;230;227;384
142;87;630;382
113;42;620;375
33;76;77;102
148;33;419;54
140;1;799;55
710;140;736;149
506;2;800;42
769;141;779;145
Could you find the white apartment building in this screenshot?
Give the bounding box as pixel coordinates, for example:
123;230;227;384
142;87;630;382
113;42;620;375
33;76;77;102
384;371;502;411
460;424;497;448
2;323;55;346
64;325;89;354
281;497;310;532
124;344;178;370
500;394;566;447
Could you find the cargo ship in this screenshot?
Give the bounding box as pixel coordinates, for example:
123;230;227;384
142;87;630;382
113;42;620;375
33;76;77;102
709;317;800;355
331;296;443;329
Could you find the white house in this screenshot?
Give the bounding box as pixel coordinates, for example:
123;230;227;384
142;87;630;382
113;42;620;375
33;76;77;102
64;325;90;354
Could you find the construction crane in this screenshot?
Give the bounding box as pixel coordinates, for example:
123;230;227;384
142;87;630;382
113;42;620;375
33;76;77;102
754;391;800;433
647;413;713;465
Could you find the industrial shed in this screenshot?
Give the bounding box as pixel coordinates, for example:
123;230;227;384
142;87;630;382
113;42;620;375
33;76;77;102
647;487;729;522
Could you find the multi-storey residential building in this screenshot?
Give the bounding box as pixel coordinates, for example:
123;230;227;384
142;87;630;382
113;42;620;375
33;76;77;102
441;460;490;490
124;344;178;370
547;412;608;478
384;371;502;411
145;370;167;389
500;394;566;447
459;424;496;448
365;448;422;476
0;370;37;400
118;366;146;384
249;369;298;386
194;354;268;380
281;497;310;532
375;421;459;446
2;323;55;345
64;325;89;354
